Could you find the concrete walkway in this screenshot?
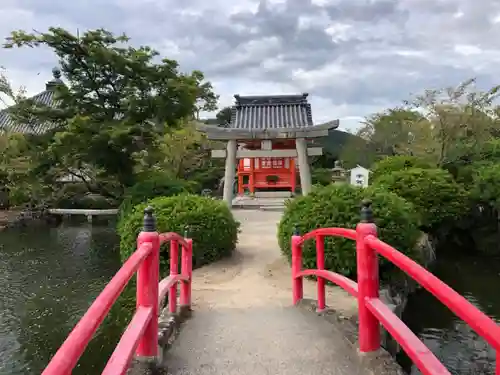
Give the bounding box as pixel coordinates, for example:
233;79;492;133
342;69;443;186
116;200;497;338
165;209;365;375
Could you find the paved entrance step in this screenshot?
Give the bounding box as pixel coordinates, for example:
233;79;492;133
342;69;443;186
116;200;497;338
254;191;292;198
231;196;289;210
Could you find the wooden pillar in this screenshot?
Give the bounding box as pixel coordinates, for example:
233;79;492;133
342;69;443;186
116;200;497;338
249;158;255;194
223;139;237;205
290;157;296;194
238;168;244;196
296;138;312;195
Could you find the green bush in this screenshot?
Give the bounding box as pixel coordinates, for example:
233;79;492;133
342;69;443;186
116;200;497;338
373;168;468;230
49;183;117;209
118;173;198;222
371;155;433;182
118;194;239;275
312;168;333;186
277;184;420;279
469;163;500;207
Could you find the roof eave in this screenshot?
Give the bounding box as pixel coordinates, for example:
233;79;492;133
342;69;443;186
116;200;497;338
196;119;340;140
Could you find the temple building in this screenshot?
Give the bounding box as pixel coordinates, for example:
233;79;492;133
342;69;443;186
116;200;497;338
196;93;339;205
0;68;63;134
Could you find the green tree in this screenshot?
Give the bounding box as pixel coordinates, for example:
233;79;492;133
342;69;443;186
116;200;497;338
4;28;218;197
406;79;500;166
356;108;433;158
133;119;225;191
216;106;232;126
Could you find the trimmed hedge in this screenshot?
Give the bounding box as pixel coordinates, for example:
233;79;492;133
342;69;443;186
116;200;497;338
118;194;239;275
371;155;433;182
277;184;420;279
373;168;468;230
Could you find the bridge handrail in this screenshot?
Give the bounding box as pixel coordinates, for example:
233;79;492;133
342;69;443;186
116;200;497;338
365;235;500;350
42;207;193;375
160;231;190;248
291;200;500;375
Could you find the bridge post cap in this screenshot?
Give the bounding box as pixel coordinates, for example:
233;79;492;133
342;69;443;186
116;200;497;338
143;206;156;232
360;199;373;223
293;224;300;236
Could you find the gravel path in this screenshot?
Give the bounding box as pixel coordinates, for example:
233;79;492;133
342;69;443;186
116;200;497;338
165;209;363;375
189;209;357;312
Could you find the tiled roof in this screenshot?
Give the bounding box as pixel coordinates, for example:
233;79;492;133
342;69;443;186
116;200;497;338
0;90;59;134
0;69;63;135
230;93;314;130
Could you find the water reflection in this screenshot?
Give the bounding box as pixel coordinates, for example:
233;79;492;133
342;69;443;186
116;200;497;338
398;255;500;374
0;223;131;375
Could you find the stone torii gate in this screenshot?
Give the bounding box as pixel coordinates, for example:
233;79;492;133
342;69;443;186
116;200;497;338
196;94;340;206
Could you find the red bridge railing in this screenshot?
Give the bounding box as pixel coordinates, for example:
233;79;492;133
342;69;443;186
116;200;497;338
291;200;500;375
42;207;192;375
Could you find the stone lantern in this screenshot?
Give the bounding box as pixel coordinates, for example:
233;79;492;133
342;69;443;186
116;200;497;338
331;160;347;184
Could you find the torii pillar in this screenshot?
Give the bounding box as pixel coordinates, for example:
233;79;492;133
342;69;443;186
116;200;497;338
223;140;237;204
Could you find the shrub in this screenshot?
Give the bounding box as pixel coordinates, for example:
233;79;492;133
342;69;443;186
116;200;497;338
277;184;420;279
311;168;333;186
118;194;239;274
371;155;433;182
373;168;468;230
53;184;118;209
469;163;500;207
118;173;198;223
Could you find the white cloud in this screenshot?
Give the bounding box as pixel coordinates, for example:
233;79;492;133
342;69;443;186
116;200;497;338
0;0;499;131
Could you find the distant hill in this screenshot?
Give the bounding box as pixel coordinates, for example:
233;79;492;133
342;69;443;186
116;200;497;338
313;129;374;168
317;129;364;155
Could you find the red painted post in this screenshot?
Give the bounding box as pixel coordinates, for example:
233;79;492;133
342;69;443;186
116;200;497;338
291;226;303;305
169;239;179;314
356;199;381;353
316;235;326;311
136;207;160;357
180;231;193;308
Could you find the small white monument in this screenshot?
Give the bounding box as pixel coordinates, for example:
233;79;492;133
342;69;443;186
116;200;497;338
349;165;370;188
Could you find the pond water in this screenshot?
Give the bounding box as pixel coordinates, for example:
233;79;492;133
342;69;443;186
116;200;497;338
398;254;500;374
1;223;499;374
0;223;131;375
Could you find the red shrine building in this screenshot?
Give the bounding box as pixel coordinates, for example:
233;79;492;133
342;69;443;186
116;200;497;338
197;94;339;205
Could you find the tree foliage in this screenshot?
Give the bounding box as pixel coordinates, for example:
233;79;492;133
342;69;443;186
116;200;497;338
406;79;500;166
3;28;218;197
357;108;432;157
343;80;500;170
216;106;232;126
469;164;500;208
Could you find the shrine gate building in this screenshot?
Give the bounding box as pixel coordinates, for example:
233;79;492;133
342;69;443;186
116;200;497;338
197;94;339;206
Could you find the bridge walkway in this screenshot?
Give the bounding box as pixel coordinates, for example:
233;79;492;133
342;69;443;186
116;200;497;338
165;305;368;375
165;209;367;375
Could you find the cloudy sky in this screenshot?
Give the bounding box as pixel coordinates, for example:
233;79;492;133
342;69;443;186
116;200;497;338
0;0;499;131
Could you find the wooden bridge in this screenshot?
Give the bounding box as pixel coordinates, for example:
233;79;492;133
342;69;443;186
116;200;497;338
40;202;500;375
